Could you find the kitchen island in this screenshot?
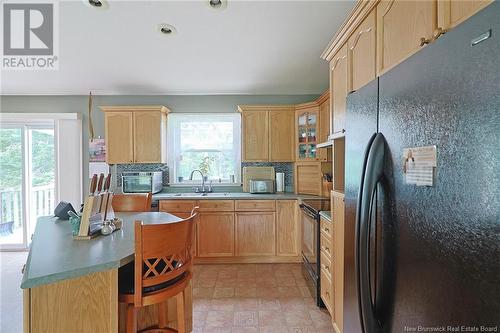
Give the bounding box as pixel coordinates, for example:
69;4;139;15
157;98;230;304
21;212;192;333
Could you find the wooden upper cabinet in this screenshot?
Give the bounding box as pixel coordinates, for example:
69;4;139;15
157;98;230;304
104;112;134;164
133;111;166;163
295;104;320;161
348;9;376;92
331;43;348;135
438;0;492;32
102;106;169;164
239;106;295;162
318;92;330;143
269;110;295;162
241;110;269;162
377;0;437;75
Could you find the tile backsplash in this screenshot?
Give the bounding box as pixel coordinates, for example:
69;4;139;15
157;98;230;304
114;162;294;192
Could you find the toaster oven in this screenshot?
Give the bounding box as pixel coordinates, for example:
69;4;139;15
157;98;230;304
122;172;163;194
249;179;275;194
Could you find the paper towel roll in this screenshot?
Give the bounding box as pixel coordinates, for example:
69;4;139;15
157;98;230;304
276;172;285;192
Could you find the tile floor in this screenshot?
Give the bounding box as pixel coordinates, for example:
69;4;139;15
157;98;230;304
0;253;334;333
191;263;334;333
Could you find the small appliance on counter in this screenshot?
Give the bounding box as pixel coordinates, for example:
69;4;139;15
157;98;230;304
122;171;162;194
249;179;275;194
242;166;275;192
276;172;285;192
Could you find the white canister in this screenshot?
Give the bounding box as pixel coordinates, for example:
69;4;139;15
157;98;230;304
276;172;285;192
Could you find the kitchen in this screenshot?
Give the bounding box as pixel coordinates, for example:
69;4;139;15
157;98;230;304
1;1;499;333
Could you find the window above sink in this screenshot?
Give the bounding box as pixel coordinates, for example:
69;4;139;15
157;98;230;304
167;113;241;186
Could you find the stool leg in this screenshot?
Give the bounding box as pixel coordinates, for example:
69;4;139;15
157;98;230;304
126;304;137;333
176;291;185;333
158;301;168;328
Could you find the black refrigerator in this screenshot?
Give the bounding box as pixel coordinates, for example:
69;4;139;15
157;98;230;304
344;3;500;333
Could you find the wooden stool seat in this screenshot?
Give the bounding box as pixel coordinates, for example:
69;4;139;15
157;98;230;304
118;207;198;333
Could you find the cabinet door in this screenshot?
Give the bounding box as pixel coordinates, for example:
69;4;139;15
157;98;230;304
377;0;436;75
331;191;345;332
294;162;322;196
296;108;320;161
276;200;299;256
331;44;348;135
242;111;269;161
236;212;276;256
348;9;376;92
105;112;134;164
197;213;234;257
269;110;295;162
318;97;330;161
133;111;164;163
438;0;492;31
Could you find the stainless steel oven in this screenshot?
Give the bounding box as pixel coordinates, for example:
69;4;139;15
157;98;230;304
300;198;330;307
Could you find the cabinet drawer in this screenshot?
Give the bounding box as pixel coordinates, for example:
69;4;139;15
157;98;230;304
197;200;234;212
320;217;333;239
320;267;333;314
320;232;333;260
235;200;276;212
320;250;333;281
159;200;196;213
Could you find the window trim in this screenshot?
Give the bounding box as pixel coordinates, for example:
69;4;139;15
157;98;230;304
167;113;241;186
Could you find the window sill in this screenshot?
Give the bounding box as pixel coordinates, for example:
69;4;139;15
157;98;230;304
167;183;242;188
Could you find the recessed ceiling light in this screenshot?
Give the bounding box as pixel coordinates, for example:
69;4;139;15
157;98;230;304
83;0;109;9
158;24;177;36
208;0;227;10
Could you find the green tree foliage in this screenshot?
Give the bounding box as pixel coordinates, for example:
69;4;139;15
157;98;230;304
0;129;54;190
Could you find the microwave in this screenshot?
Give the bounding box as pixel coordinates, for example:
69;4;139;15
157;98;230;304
122;172;163;194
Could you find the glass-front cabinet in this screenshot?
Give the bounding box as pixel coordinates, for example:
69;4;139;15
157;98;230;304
296;105;319;160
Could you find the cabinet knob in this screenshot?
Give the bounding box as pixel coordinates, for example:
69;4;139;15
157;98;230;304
419;37;431;47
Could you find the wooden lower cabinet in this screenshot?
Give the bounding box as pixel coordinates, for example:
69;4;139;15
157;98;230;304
320;215;334;316
197;212;235;257
332;191;345;332
236;212;276;256
159;199;300;263
276;200;299;256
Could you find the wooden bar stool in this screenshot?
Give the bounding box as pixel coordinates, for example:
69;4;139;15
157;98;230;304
112;193;152;212
118;208;198;333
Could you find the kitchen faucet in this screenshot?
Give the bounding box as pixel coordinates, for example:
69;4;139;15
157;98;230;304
189;169;212;193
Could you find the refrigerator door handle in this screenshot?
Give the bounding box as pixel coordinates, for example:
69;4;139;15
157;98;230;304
355;132;376;331
356;132;386;333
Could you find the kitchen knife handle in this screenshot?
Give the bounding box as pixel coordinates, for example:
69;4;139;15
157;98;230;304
90;174;98;195
97;173;104;192
104;174;111;191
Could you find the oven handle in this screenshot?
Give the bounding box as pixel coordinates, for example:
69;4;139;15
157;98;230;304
299;204;318;220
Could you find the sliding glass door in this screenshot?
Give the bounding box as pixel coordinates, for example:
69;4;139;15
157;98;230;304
0;125;55;250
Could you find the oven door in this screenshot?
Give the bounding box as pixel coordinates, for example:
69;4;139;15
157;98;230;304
301;206;318;275
122;175;153;193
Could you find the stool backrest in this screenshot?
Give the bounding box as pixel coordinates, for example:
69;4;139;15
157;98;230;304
133;209;198;306
113;193;152;212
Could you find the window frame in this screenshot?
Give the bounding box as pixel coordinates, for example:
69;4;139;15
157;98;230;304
167;113;241;186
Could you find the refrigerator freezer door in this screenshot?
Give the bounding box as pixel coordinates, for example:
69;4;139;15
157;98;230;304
345;78;379;333
378;3;500;331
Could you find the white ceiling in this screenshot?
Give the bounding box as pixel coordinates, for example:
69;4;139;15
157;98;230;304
1;0;355;95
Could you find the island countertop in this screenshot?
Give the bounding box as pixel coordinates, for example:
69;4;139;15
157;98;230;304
21;212;181;289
